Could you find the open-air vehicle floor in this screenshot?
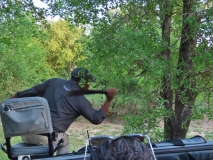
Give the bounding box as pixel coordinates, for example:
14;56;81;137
1;97;213;160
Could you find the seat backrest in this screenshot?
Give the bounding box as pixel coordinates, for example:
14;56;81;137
0;97;53;138
0;97;55;159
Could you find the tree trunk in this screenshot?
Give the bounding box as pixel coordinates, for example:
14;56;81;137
161;0;200;139
173;0;199;138
159;0;174;140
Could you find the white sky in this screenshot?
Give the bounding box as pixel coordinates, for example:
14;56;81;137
32;0;60;21
32;0;48;9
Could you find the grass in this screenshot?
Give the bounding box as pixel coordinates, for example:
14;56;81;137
67;117;123;152
0;128;22;160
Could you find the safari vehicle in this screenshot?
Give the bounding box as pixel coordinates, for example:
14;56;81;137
1;97;213;160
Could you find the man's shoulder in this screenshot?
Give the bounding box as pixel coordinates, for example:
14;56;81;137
49;78;67;82
44;78;69;86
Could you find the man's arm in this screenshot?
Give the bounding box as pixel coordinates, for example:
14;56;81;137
101;88;117;114
76;88;117;125
10;80;50;98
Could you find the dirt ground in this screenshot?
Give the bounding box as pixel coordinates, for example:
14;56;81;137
69;116;213;140
68;116;124;138
187;118;213;137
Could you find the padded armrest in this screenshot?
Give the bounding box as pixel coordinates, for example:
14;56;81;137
153;135;206;148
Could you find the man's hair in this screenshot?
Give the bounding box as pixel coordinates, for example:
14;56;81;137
71;67;96;83
89;136;155;160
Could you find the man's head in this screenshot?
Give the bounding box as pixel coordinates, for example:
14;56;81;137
71;67;96;89
90;136;155;160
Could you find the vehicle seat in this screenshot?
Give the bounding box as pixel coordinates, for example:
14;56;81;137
0;97;64;160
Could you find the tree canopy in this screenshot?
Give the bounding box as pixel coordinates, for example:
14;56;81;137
0;1;84;99
0;1;54;100
44;0;213;139
42;19;84;77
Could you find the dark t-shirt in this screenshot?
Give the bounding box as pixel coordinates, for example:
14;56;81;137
16;78;106;132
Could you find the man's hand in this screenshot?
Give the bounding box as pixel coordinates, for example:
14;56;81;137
101;88;117;114
10;95;16;99
106;88;117;101
81;83;90;90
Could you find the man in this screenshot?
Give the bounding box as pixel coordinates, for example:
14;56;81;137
11;67;117;155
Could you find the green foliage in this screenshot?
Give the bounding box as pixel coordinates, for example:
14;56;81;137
46;0;213;139
0;0;47;22
191;92;213;121
0;5;54;100
75;2;166;114
122;106;170;142
42;20;84;77
80;21;163;86
0;124;22;159
42;0;121;24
